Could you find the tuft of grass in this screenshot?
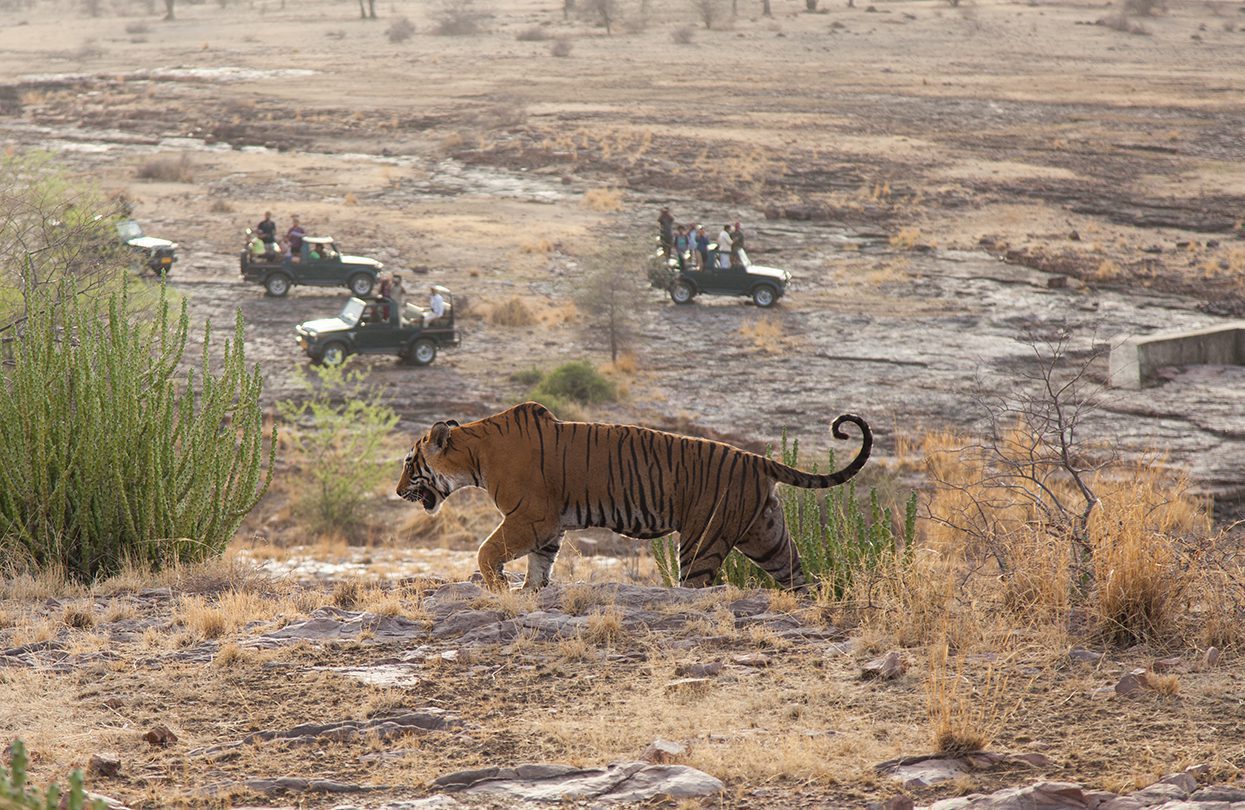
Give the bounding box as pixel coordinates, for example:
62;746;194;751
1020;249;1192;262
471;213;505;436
888;227;922;250
671;24;696;43
925;640;1023;756
134;153;195;182
333;579;364;609
61;601;96;630
386;16;416;43
583;187;624;212
549;38;573;57
515;24;549;41
488;296;537;327
585;607;625;645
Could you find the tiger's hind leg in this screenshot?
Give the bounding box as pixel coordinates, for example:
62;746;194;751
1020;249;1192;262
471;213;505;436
522;533;563;591
734;494;807;592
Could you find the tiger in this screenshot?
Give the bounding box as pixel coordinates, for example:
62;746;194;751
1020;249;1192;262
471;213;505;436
396;401;871;592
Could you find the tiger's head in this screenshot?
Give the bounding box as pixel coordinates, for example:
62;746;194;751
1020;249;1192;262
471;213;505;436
396;419;471;514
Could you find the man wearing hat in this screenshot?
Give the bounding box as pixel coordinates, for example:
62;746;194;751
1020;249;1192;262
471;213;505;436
658;206;675;257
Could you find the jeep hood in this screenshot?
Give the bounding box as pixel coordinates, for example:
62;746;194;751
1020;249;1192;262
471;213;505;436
747;265;790;282
128;235;177;251
298;317;352;335
341;255;382;269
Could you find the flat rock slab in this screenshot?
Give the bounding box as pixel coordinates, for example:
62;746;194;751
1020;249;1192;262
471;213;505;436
879;752;1053;789
922;781;1091;809
433;761;724;802
189;711;459;757
254;608;427;645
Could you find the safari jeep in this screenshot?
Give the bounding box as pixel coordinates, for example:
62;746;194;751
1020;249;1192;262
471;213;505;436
241;236;381;298
117;219;177;275
295;286;460;367
648;248;791;308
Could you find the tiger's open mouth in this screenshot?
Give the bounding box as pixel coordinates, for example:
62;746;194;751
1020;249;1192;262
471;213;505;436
418;485;437;511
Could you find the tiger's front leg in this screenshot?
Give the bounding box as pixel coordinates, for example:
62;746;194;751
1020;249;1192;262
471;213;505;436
523;533;563;591
476;517;559;592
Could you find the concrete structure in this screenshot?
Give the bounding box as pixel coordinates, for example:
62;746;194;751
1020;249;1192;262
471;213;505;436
1109;321;1245;389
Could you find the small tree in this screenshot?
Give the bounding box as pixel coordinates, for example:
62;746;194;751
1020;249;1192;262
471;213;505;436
582;0;620;34
574;246;646;364
277;364;398;537
762;0;772;15
563;0;575;19
691;0;725;29
358;0;377;17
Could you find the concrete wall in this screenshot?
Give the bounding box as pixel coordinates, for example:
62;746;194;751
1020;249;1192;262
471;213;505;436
1109;321;1245;388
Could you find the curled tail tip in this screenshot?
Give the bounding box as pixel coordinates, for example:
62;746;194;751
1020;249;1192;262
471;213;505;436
831;412;870;441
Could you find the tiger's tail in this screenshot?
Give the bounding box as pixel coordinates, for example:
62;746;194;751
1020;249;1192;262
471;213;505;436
762;413;872;489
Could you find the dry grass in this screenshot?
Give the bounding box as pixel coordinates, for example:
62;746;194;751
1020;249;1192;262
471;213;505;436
488;296;538;327
584;606;625;645
738;316;785;354
175;590;279;641
888;227;923;250
134;153;195;183
60;600;96;630
925;640;1024;755
583;187;624;212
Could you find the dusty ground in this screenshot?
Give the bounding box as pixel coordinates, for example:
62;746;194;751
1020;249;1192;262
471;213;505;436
2;557;1243;809
2;0;1245;806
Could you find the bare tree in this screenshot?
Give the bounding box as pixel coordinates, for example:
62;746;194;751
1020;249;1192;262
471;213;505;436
582;0;619;33
691;0;725;29
762;0;772;15
575;246;646;363
358;0;377;18
925;331;1112;593
563;0;575;18
163;0;173;19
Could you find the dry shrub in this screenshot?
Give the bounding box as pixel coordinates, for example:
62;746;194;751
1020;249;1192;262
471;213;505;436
583;187;624;212
926;641;1023;755
343;191;359;206
610;351;638;375
671;24;696;43
433;0;489;36
585;606;625;645
386;16;416;43
924;427;1216;645
333;578;364;609
134;153;195;182
124;21;150;34
1097;12;1151;33
560;583;612;615
208;198;235;214
738;317;784;353
1088;462;1210;644
515;25;549;41
520;238;555;254
889;227;922;250
1140;671;1180;695
1123;0;1164;14
549;38;573;57
850;550;966;649
1095;259;1123;281
60;601;95;629
213;641;249;667
488;296;537;327
176;590;275;641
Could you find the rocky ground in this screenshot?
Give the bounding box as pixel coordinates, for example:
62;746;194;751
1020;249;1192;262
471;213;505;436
3;0;1245;806
2;568;1244;809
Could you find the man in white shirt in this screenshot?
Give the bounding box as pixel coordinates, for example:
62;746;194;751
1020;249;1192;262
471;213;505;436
716;225;733;270
424;287;447;326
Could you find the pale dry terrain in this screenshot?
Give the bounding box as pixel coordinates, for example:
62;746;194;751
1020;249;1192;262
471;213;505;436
2;0;1245;806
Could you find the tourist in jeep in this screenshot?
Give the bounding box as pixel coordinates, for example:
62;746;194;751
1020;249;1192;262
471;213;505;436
286;215;305;257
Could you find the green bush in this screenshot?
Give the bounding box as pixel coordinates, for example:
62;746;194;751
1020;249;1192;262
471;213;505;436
0;281;274;582
1;740;106;810
277;364;398;536
508;368;544;386
653;434;916;596
530;360;616;406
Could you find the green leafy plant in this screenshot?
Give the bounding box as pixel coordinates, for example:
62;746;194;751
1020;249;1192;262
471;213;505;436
0;280;275;581
277;363;399;536
1;740;106;810
520;360;618;421
652;434;916;595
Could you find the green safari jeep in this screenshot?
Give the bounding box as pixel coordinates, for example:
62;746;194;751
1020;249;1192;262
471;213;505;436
295;286;460;366
241;235;381;298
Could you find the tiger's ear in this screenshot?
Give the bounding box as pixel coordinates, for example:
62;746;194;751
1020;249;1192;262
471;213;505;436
429;421;453;451
445;419;460;427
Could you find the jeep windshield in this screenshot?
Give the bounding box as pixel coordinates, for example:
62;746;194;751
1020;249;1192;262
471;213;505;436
116;220;143;241
338;298;365;327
